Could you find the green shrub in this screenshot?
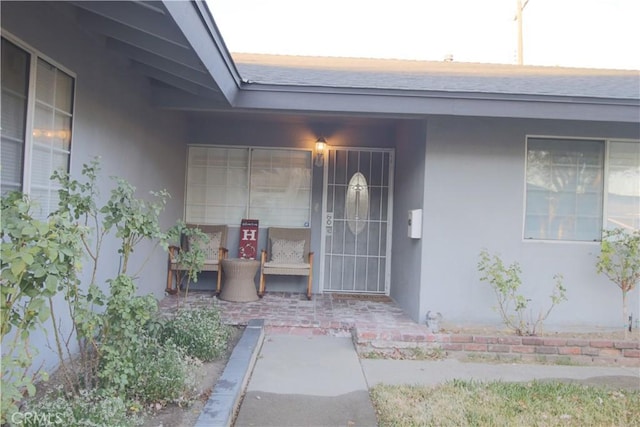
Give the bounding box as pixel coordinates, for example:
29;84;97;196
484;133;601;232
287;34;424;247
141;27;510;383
22;337;194;426
161;307;230;361
128;337;196;405
97;275;159;395
2;159;207;421
596;228;640;332
46;160;173;395
1;192;84;422
478;249;567;336
23;387;140;427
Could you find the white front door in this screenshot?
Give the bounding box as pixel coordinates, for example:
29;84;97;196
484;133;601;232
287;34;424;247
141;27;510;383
320;148;394;294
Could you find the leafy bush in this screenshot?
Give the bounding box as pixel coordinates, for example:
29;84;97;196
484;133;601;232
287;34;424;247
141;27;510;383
1;192;84;422
97;275;159;394
1;159;207;425
478;249;567;336
45;161;171;395
161;307;230;361
596;228;640;332
24;387;140;427
166;221;210;300
128;337;196;405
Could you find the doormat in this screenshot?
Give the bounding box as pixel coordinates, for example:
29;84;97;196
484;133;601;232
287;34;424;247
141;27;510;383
331;293;392;302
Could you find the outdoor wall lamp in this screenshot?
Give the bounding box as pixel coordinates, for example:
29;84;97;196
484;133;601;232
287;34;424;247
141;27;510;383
314;137;327;167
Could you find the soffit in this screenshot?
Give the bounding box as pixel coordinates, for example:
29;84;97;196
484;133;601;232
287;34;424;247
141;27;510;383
64;0;238;109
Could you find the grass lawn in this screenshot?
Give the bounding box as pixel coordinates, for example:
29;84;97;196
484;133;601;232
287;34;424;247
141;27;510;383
370;380;640;427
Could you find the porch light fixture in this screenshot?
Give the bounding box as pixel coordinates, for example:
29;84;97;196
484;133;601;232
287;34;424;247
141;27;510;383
314;137;327;167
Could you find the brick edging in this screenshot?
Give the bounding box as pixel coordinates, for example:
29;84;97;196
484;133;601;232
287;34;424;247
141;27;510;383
354;328;640;367
442;334;639;366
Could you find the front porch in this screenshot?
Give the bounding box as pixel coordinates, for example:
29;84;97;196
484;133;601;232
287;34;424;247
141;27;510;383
159;291;429;345
158;291;640;366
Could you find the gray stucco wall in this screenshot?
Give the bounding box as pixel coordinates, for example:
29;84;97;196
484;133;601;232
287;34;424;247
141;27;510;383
421;116;640;330
2;2;187;370
390;120;427;321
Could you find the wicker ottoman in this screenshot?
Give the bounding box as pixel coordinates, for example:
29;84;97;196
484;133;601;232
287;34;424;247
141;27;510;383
219;259;260;302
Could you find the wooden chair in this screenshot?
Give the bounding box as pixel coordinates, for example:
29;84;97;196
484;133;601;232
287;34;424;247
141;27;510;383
166;224;228;294
259;227;314;300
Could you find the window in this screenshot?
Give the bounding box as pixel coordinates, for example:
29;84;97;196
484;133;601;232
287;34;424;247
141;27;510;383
1;38;29;195
185;146;312;227
525;137;639;241
1;37;75;218
607;141;640;230
186;146;249;225
248;148;312;226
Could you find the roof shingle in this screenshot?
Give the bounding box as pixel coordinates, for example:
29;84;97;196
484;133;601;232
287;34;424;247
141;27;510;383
233;53;640;99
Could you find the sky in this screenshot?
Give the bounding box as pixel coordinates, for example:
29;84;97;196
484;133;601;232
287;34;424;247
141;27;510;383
208;0;640;70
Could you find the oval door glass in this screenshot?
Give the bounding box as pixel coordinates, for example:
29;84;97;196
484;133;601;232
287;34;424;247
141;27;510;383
345;172;369;235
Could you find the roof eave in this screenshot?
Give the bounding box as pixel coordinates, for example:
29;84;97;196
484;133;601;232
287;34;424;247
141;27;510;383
157;2;639;123
226;83;640;123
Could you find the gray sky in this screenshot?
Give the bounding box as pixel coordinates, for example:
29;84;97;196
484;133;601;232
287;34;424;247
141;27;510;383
209;0;640;70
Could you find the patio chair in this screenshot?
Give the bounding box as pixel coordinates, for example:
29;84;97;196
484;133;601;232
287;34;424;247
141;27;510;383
259;227;314;300
166;224;229;294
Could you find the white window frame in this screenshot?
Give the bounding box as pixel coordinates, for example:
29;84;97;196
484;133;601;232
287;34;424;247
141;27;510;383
1;33;76;217
523;135;640;243
184;145;313;227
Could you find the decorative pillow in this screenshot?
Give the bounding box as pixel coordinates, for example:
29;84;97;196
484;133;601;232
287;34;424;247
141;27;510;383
270;238;305;264
207;232;222;260
191;231;221;261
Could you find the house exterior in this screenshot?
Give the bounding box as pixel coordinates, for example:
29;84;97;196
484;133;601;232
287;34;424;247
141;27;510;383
2;1;639;370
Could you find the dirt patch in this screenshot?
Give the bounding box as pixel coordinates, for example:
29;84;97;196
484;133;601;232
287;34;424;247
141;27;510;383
141;326;243;427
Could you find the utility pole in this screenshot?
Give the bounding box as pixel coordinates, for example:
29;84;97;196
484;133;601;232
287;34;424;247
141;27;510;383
515;0;530;65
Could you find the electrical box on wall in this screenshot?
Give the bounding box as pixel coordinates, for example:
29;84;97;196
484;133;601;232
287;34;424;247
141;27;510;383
408;209;422;239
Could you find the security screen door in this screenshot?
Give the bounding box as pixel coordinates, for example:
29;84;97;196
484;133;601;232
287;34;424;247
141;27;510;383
321;148;394;293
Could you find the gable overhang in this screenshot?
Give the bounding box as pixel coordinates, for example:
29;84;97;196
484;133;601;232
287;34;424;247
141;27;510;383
161;0;241;102
44;0;242;109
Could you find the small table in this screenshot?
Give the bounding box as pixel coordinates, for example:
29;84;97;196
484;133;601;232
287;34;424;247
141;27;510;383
219;258;260;302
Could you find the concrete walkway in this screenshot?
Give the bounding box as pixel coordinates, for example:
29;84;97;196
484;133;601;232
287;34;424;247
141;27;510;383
234;335;378;427
234;334;639;427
